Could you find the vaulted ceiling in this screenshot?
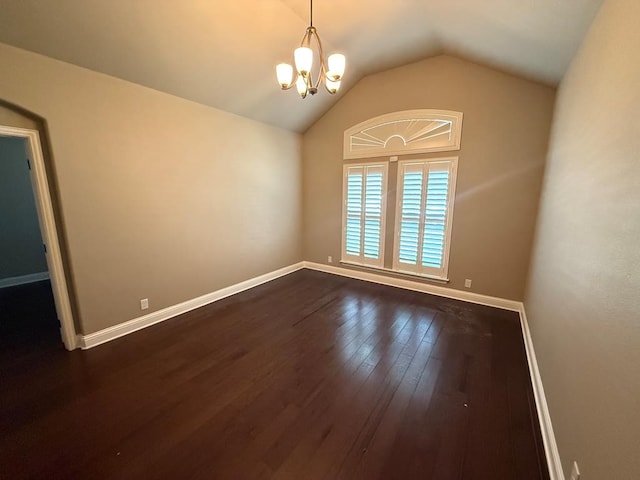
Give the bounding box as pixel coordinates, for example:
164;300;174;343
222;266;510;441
0;0;603;132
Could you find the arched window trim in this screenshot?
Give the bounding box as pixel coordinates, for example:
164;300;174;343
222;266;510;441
343;109;463;159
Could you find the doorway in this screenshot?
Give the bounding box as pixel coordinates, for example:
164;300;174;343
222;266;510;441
0;126;76;350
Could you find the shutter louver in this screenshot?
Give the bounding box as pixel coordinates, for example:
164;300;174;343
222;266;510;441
398;170;423;265
422;169;449;268
364;171;383;259
345;169;363;256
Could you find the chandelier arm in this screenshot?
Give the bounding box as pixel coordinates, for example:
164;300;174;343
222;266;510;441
278;70;301;90
312;29;327;90
324;79;337;95
299;28;311;48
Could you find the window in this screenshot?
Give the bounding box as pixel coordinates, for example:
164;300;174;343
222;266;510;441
343;109;463;159
341;110;462;281
341;163;388;268
393;158;457;279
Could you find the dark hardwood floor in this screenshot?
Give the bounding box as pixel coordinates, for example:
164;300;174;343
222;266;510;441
0;270;549;479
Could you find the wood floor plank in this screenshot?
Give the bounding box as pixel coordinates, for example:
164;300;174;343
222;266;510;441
272;305;430;480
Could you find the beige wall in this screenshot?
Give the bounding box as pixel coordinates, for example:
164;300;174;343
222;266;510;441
524;0;640;478
0;136;48;279
0;103;38;129
303;55;556;300
0;43;302;335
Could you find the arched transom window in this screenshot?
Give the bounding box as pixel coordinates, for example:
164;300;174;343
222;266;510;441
343;109;463;159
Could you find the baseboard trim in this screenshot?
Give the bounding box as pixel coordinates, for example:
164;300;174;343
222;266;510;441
519;304;564;480
80;262;305;349
302;261;521;311
0;271;50;289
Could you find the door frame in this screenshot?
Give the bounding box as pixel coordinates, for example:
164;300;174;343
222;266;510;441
0;125;77;350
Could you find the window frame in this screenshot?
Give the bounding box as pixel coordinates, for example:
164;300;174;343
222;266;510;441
392;157;458;280
343;109;463;160
341;162;389;268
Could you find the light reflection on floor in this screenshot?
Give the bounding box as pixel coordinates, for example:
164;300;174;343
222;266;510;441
334;291;441;389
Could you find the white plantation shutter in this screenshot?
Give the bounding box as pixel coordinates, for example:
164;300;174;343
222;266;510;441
342;163;387;267
422;167;450;269
345;171;363;256
398;165;423;265
394;159;457;278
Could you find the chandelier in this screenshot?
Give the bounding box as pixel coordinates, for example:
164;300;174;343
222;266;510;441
275;0;346;98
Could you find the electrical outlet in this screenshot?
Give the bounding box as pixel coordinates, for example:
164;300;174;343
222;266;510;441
328;256;333;263
140;298;149;310
569;461;580;480
464;279;472;288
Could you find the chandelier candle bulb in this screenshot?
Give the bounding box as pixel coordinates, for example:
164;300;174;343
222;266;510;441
294;47;313;76
276;63;294;89
296;75;308;98
327;53;346;81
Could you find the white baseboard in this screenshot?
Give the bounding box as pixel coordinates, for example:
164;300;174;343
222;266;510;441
80;262;305;349
302;261;521;311
519;304;564;480
0;271;50;289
